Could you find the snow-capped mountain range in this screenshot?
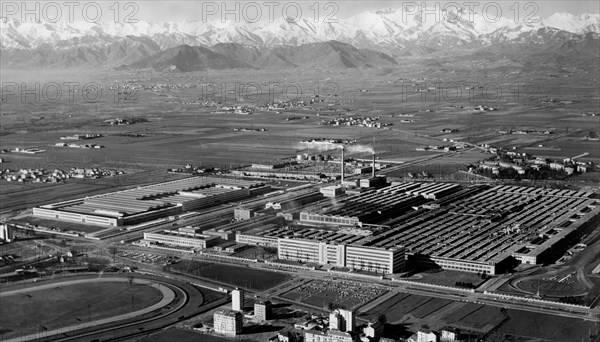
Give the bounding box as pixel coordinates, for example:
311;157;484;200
1;9;598;68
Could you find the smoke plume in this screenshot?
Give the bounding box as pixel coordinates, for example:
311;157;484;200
298;142;374;154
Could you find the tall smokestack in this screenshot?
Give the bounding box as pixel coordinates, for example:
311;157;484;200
372;153;376;178
341;147;345;184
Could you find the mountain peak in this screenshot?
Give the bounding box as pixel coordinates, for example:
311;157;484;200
1;9;599;67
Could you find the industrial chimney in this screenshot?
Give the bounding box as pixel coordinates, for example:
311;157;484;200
372;153;376;178
341;147;345;184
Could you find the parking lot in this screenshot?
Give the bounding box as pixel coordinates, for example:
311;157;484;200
118;251;180;266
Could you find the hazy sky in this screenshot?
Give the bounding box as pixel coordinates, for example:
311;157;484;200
2;1;598;24
132;1;600;23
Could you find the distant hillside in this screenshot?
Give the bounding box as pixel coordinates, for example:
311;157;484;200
118;41;398;71
120;44;253;71
211;41;398;69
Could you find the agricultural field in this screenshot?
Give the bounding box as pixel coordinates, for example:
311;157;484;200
170;260;290;291
443;304;507;332
280;279;387;310
498;309;598;341
362;294;506;334
0;279;163;339
2;66;599;216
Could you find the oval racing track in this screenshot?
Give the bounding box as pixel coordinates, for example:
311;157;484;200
0;274;193;342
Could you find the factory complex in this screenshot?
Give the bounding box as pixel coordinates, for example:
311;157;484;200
32;177;268;226
233;182;599;275
27;170;600;276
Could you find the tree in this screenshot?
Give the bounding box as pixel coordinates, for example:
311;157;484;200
108;245;119;262
327;301;336;311
377;313;387;324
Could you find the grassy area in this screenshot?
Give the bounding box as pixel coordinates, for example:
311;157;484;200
0;280;163;339
448;305;506;332
170;260;290;291
499;309;598;341
409;269;488;288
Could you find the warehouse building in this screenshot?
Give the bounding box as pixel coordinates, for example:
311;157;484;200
33;177;268;227
321;185;345;198
236;232;279;247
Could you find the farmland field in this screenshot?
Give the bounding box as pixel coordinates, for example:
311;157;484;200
446;305;507;331
362;294;508;334
499;309;598;341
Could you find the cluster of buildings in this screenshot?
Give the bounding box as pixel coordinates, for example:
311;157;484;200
214;288;391;341
7;147;46;154
472;104;498;112
232;127;267;132
474;150;592;177
439;128;458;133
167;164;215;175
59;133;103;140
415;144;464;152
213;288;273;336
1;167;123;183
282;308;389;342
103;118;134;125
319;116;392;129
497;129;552;135
54;142;104;149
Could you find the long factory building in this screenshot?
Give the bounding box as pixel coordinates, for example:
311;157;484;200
236;182;600;275
298;182;458;227
33;177;268;226
142;229;221;249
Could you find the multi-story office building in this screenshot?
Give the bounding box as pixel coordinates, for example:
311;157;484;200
213;310;243;335
304;330;355;342
329;309;354;332
254;300;272;321
236;233;279;247
278;238;405;274
142;230;220;249
345;246;405;274
232;288;245;311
